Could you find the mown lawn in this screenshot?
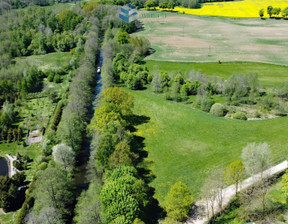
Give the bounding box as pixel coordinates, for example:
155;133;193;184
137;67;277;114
130;89;288;204
145;60;288;86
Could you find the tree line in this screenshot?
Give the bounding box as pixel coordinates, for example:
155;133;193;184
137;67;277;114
148;69;288;120
0;0;81;14
14;5;100;224
0;6;84;69
109;0;235;10
259;5;288;19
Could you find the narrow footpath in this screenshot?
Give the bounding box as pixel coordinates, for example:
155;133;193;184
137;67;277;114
186;160;288;224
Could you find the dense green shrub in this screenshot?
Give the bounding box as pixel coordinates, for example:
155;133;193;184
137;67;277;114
51;102;64;130
210;103;227;117
53;74;61;83
196;95;215;112
37;162;48;170
233;112;247;120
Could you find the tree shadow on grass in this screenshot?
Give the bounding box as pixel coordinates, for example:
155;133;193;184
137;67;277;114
125;114;150;132
128;115;166;223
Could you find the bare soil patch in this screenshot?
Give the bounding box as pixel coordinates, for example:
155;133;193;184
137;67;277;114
135;13;288;64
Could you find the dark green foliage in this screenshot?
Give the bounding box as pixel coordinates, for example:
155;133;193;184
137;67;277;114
53;74;61;83
13;153;31;171
51;102;64;131
113;53;148;90
259;8;264;18
160;72;171;88
117;31;130;45
272;7;281;17
15;195;34;224
96;121;131;169
0;6;85;71
233;112;247;120
58;10;83;32
267;5;273;17
0;172;26;212
33;167;74;222
101;166;149;224
180;80;201;100
57;24;98;153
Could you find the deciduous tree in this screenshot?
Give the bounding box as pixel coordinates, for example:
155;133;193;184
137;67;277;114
224;160;245;195
165;182;193;222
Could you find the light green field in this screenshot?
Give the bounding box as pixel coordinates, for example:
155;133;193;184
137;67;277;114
14;52;71;70
0;210;17;224
130;89;288;204
135;11;288;65
145;60;288;86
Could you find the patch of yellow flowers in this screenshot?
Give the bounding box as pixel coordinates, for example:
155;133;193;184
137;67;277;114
155;0;288;18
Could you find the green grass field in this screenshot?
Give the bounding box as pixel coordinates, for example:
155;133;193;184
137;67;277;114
145;60;288;86
130;89;288;204
14;52;71;70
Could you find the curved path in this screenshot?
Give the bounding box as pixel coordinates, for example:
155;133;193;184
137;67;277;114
186;160;288;224
5;154;17;177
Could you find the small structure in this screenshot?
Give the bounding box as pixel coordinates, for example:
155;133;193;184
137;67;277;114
27;129;43;145
119;4;138;23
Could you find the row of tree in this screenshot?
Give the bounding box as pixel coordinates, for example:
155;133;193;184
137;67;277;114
201;142;283;223
259;6;288;18
110;0;234;10
149;67;288;119
14;5;100;224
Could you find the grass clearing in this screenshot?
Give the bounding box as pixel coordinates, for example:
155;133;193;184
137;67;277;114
130;88;288;204
145;60;288;86
135;12;288;65
18;97;56;129
14;52;71;70
154;0;288;18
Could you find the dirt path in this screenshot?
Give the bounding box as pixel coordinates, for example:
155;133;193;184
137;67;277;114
186;160;288;224
5;154;17;177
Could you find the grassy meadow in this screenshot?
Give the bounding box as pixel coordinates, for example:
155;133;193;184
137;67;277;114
145;60;288;86
130;88;288;204
155;0;288;18
14;52;71;70
135;12;288;65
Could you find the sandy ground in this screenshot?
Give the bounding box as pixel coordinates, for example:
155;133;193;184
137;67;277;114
185;160;288;224
27;129;42;145
136;14;288;64
5;154;17;177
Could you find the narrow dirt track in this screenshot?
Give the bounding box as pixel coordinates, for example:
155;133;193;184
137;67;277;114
185;160;288;224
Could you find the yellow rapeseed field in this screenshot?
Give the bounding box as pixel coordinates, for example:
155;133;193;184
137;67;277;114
155;0;288;18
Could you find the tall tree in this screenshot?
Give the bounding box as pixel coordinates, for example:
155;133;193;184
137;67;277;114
165;182;194;222
52;144;75;172
224;160;245;195
241;142;272;211
267;5;273;18
33;167;74;222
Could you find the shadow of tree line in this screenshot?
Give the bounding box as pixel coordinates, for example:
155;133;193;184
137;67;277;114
127;114;166;223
